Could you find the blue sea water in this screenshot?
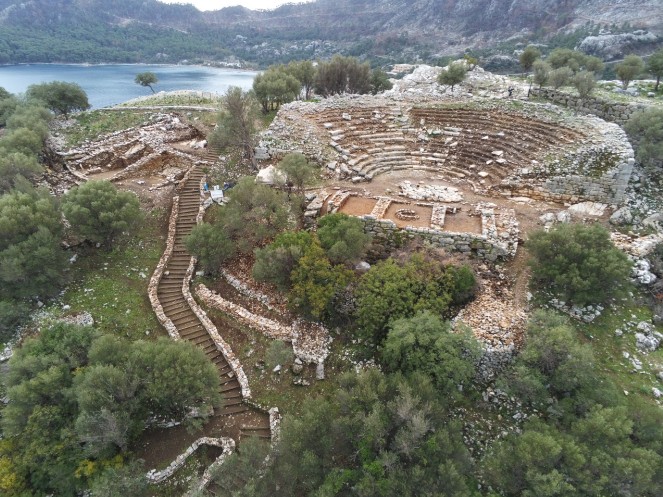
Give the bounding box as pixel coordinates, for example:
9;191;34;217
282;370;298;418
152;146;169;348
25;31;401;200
0;64;258;108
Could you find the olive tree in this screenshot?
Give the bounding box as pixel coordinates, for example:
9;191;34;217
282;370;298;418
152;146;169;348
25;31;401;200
253;67;300;112
62;180;141;249
573;70;597;99
209;86;260;168
647;48;663;91
185;222;235;275
134;71;158;93
437;62;467;91
616;54;645;90
519;45;541;72
548;66;574;89
532;60;551;88
286;60;316;99
277;152;317;193
26;81;90;118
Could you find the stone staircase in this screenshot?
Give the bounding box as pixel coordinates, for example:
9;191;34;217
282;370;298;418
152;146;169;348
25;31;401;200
156;166;249;415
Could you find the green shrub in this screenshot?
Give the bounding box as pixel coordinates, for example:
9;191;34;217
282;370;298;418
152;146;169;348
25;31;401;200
317;213;371;265
355;254;476;345
527;223;631;306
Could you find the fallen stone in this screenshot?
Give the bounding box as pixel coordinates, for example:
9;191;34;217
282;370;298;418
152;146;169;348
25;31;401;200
610;206;633;225
568;201;607;217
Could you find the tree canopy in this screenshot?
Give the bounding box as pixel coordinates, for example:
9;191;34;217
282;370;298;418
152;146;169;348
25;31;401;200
316;212;372;265
547;48;602;74
0;187;66;302
382;311;480;400
1;323;220;496
62;180;141;249
527;223;632;306
208;369;478;497
134;71;158;93
625;108;663;170
26;81;90;117
573;70;597;99
519;45;541;72
356;254;476;345
252;66;300;112
437;62;467;91
532;60;551;88
616;54;645;90
314;55;372;96
647;48;663;91
277;152;317;193
185;222;235;275
252;230;315;291
209;86;260;168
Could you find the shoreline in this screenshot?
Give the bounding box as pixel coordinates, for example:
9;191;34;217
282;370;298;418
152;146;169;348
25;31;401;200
0;62;258;72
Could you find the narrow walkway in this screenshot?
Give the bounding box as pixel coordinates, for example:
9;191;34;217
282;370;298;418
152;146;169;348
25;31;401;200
156;166;246;414
154;159;270;440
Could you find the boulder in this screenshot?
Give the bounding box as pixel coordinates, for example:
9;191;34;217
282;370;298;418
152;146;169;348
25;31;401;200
610;206;633;225
568;201;607;217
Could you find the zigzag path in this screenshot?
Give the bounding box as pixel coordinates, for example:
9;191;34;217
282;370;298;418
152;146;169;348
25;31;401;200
155;148;270;441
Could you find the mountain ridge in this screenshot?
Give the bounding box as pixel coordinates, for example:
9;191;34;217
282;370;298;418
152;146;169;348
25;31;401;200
0;0;660;66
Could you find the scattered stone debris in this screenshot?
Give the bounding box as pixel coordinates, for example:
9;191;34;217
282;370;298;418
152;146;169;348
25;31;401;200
635;321;662;352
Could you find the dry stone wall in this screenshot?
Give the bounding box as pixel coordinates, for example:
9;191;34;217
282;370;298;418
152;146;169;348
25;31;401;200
362;217;509;261
185;185;252;399
148;196;181;340
146;436;235;485
532;88;647;126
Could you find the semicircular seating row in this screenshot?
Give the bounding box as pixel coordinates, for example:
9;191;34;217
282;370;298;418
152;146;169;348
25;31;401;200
315;106;585;189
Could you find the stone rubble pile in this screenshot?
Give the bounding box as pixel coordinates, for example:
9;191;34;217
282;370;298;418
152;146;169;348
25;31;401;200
398;181;463;202
454;279;527;379
548;298;604;323
610;232;662;286
635;321;663;353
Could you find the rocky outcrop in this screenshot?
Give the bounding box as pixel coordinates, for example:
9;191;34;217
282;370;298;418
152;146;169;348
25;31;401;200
578;30;660;60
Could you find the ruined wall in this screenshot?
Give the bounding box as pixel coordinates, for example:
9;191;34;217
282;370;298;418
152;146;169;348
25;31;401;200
531;88;647;126
360;217;512;261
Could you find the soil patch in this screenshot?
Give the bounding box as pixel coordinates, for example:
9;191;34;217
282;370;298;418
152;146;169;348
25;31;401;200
443;210;483;234
134;409;266;471
339;195;377;216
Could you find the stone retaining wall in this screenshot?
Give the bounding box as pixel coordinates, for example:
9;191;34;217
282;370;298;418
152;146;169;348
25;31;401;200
221;269;279;311
147;436;235;485
361;216;513;261
196;284;293;341
531;88;647;125
196;283;331;364
111;150;209;182
148;196;181;340
185;182;252;399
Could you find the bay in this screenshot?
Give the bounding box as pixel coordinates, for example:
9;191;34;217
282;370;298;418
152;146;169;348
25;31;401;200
0;64;258;109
